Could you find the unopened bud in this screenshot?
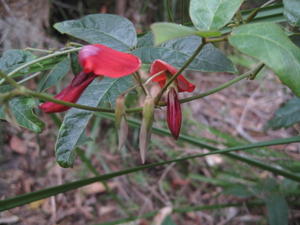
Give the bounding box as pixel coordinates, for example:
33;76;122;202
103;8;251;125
167;87;182;139
115;95;128;150
139;95;155;163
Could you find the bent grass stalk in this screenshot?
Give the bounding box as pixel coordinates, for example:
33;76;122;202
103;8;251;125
1;134;300;211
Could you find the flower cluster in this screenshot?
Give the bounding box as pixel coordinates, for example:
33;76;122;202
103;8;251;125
40;44;195;139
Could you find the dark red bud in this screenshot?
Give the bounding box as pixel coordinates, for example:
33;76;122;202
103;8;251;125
39;72;96;113
167;88;182;139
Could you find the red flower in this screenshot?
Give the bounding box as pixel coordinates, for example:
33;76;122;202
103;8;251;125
40;44;142;113
149;59;195;92
149;59;195;139
79;44;141;78
39;72;96;113
167;87;182;139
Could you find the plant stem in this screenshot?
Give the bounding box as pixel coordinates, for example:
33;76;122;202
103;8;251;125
166;0;174;22
178;63;264;104
133;72;148;96
0;71;22;89
27;90;115;113
0;47;81;85
155;40;207;103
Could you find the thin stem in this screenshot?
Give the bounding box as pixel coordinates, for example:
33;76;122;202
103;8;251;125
205;35;228;43
24;47;53;54
133;72;148;96
0;71;22;89
0;47;81;85
177;63;264;104
166;0;174;22
17;72;41;84
245;0;276;23
27;90;115;113
155;40;207;103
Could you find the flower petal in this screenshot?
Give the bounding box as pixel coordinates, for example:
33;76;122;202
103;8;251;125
176;75;196;92
39;72;96;113
149;59;195;93
79;44;141;78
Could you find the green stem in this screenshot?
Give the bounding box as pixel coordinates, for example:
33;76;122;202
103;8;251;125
0;71;22;89
133;72;148;96
166;0;174;22
27;90;115;113
178;63;264;104
0;47;81;85
155;40;207;103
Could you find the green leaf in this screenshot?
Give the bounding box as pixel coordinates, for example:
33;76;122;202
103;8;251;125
265;194;289;225
133;36;235;73
283;0;300;26
189;0;244;30
70;52;82;75
266;97;300;130
37;57;70;92
55;76;134;168
151;22;221;45
0;50;36;74
54;14;137;51
0;97;45;133
229;23;300;96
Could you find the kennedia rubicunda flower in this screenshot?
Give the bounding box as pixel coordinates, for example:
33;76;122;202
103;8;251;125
149;59;195;139
79;44;141;78
39;72;96;113
40;44;141;113
149;59;195;93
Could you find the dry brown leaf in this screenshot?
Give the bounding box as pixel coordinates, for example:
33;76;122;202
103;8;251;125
9;136;27;154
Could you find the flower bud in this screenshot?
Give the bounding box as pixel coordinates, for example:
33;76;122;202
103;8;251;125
167;87;182;139
115;95;128;150
139;95;155;163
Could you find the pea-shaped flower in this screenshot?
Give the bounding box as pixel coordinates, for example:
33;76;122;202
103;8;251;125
40;44;141;113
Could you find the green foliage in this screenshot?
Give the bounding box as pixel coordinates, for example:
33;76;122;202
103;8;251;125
151;22;221;45
37;57;70;92
133;35;236;73
267;97;300;130
0;97;44;133
283;0;300;26
189;0;244;30
54;14;137;51
55;76;133;168
0;50;36;74
229;23;300;97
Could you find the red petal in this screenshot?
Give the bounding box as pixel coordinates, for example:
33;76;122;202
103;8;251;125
39;72;96;113
79;44;141;78
167;88;182;139
149;59;195;93
176;75;196;92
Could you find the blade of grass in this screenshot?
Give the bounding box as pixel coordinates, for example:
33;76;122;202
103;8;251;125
1;134;300;211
